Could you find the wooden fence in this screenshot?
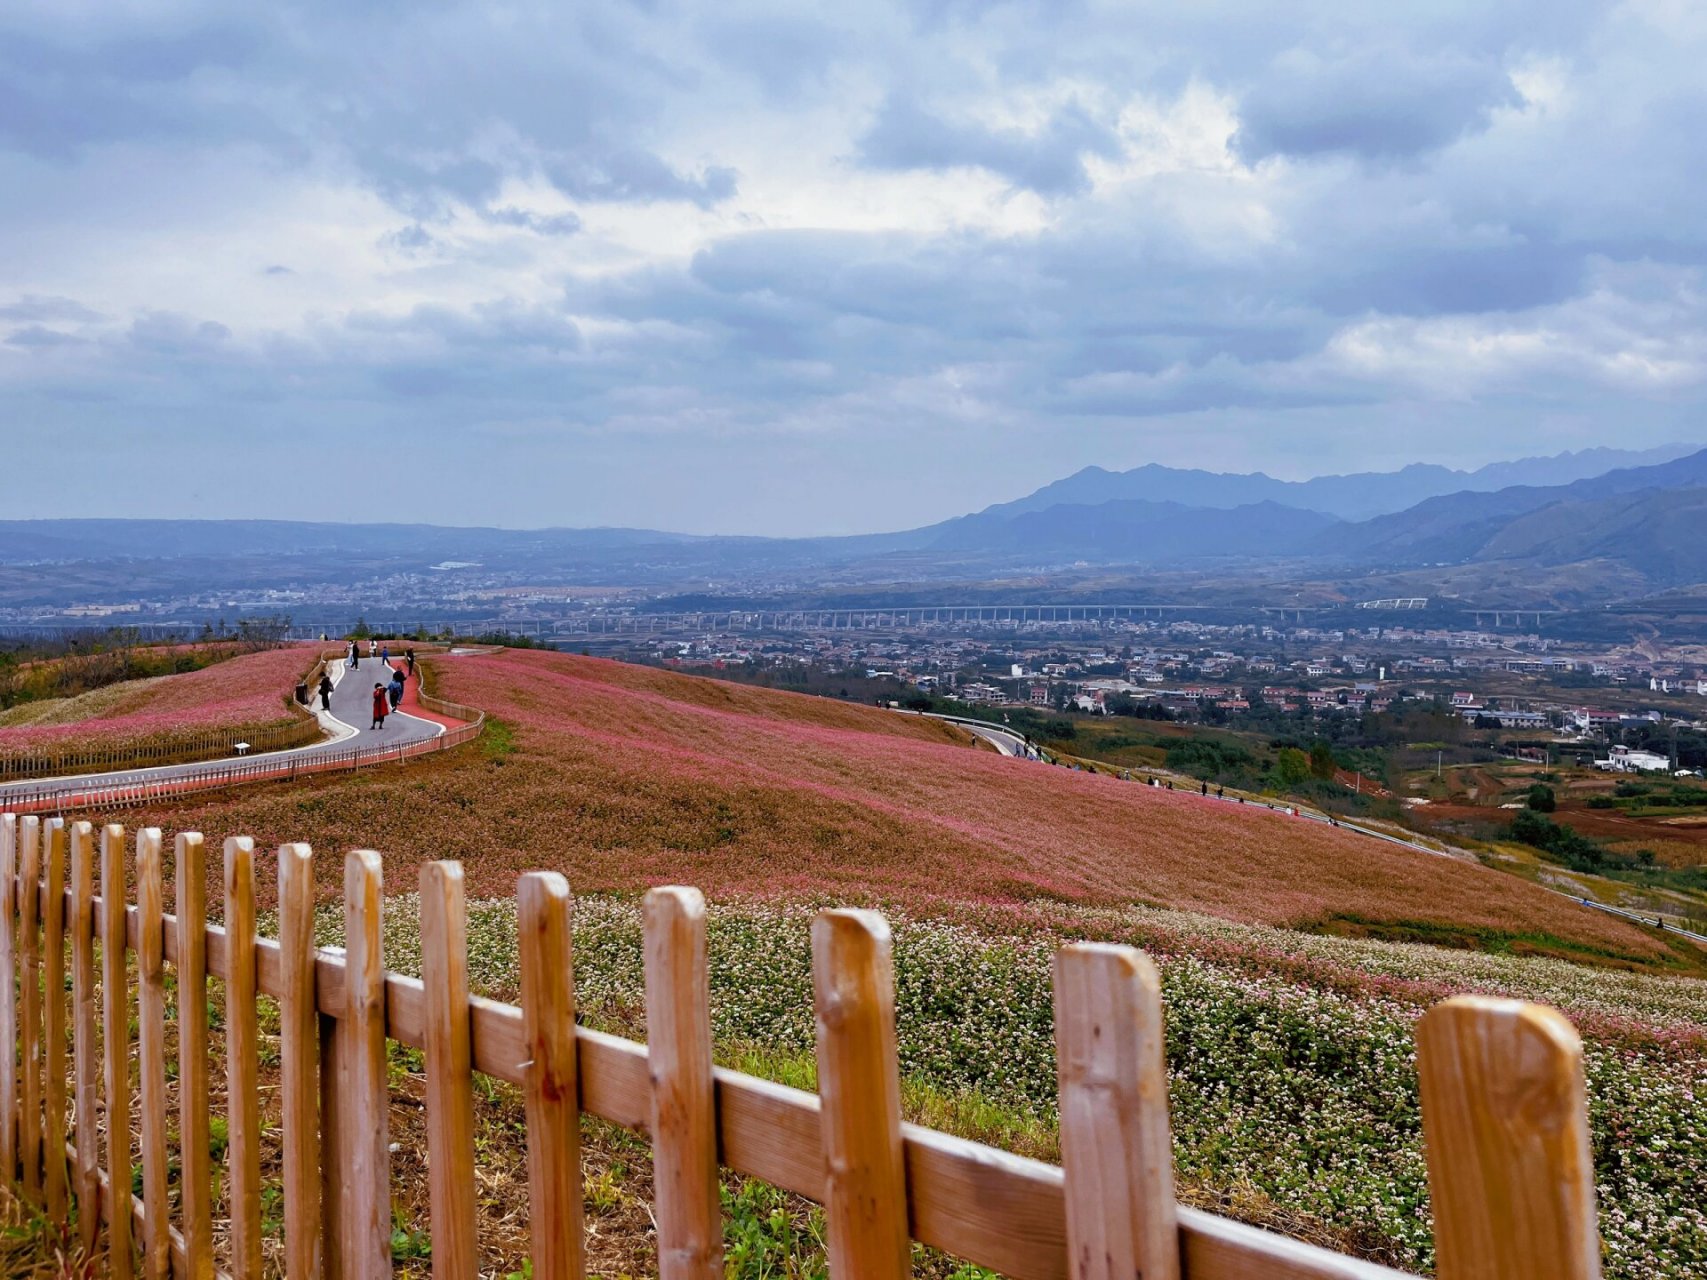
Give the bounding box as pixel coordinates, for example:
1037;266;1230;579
0;649;331;785
0;717;326;786
0;683;485;820
0;811;1602;1280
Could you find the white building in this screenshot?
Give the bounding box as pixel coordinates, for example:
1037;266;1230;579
1594;745;1671;773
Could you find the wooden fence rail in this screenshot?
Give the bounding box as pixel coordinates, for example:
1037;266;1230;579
0;709;485;819
1;811;1603;1279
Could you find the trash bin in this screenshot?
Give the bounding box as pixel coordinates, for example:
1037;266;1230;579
296;682;310;705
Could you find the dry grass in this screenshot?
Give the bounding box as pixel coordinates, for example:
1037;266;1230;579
0;1186;99;1279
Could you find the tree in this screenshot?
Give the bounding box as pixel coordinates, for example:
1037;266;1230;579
1526;783;1557;812
1308;739;1336;780
1273;747;1311;787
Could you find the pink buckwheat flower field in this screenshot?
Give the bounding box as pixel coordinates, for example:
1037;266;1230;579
137;648;1676;966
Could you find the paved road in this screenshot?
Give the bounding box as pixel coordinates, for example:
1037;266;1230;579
0;652;446;809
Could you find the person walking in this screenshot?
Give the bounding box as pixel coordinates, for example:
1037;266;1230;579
388;666;405;711
381;643;390;666
405;648;416;677
317;672;334;712
348;640;359;671
370;682;388;730
368;638;377;661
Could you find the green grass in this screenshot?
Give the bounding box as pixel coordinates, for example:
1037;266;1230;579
480;717;517;760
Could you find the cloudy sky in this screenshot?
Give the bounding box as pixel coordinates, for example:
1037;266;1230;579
2;1;1704;534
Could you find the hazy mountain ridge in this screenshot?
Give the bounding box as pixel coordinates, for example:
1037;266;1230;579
1325;447;1707;578
993;444;1696;521
7;443;1707;601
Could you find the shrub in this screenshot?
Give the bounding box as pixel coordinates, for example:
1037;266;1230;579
1271;746;1310;787
1166;739;1257;783
1527;784;1557;813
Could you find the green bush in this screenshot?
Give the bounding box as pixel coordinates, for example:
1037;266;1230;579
1271;746;1311;787
1166;739;1257;782
1508;810;1627;873
1526;783;1556;813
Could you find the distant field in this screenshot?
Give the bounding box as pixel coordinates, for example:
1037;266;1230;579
120;648;1682;968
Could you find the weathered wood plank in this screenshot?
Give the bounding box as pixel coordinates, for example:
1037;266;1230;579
100;824;135;1280
643;886;723;1280
1417;996;1600;1280
223;837;262;1280
136;828;170;1280
70;822;100;1249
18;815;41;1202
1053;943;1179;1280
811;909;910;1280
43;819;69;1217
174;832;214;1280
517;871;585;1280
277;842;320;1280
0;814;17;1189
420;861;477;1280
342;850;390;1279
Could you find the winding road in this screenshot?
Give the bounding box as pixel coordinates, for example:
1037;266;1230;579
0;652;468;815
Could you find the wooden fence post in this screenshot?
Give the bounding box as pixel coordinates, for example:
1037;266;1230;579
224;836;263;1280
343;850;390;1279
643;886;723;1280
173;832;214;1280
321;1009;344;1280
517;871;585;1280
70;822;100;1249
278;842;322;1280
420;861;477;1280
43;819;68;1220
100;824;134;1280
1052;943;1180;1280
136;828;170;1280
811;909;910;1280
1417;996;1600;1280
18;815;41;1204
0;813;16;1189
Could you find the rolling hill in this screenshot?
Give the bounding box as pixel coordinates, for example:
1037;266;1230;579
122;648;1675;967
1328;447;1707;583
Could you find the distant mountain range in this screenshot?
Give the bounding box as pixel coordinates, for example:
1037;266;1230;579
7;442;1707;606
991;444;1695;522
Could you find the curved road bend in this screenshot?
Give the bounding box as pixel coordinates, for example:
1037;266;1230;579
0;655;448;811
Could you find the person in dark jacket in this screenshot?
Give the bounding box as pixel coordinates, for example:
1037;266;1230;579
317;673;334;711
388;667;405;711
370;683;388;730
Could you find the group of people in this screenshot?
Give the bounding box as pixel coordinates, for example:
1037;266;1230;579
321;638;420;730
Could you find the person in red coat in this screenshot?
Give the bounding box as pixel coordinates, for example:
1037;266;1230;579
371;683;388;730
